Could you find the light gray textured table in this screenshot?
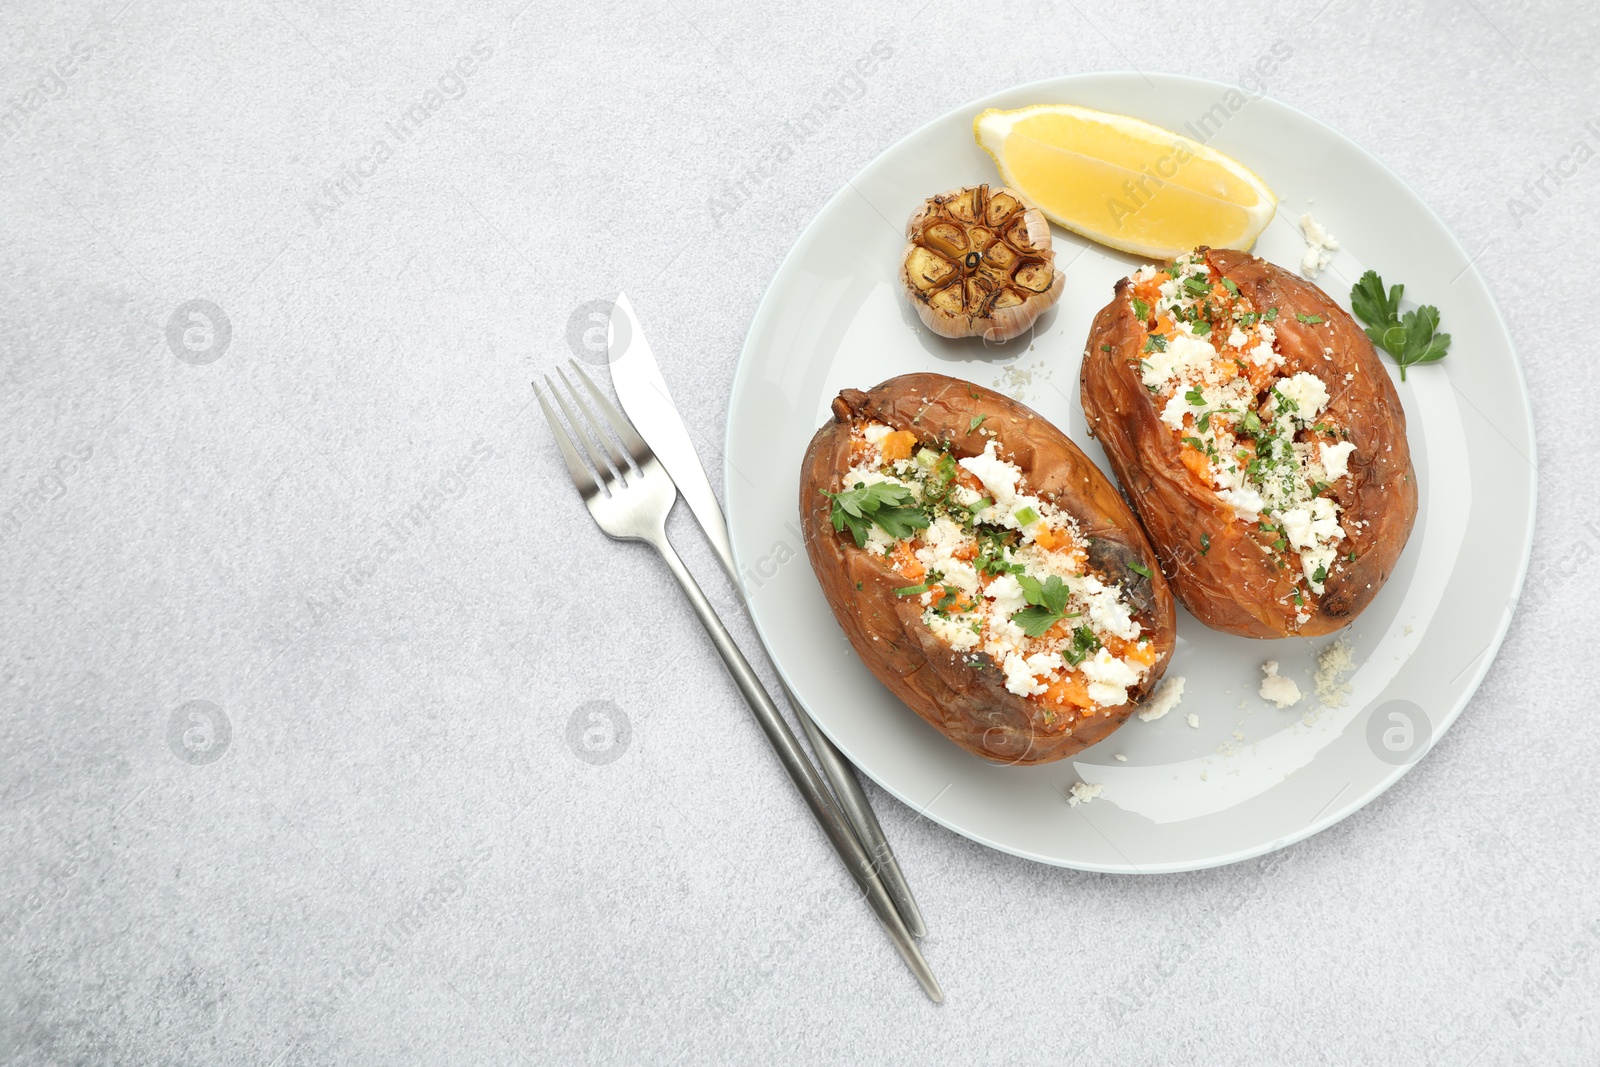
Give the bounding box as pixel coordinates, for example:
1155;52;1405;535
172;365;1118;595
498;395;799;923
3;0;1596;1063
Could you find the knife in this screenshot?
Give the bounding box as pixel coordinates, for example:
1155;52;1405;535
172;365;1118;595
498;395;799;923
606;291;928;940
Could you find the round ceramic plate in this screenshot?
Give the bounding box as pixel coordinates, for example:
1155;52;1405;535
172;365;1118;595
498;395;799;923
724;73;1535;873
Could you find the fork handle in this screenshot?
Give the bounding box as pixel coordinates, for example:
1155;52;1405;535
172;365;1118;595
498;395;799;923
650;534;943;1003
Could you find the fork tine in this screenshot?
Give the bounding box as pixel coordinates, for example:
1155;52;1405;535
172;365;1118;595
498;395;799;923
545;375;618;490
567;360;651;464
556;365;632;477
534;379;603;500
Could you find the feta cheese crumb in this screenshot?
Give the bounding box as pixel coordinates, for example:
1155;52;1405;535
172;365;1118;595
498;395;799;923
1185;713;1200;728
1276;372;1330;419
1259;660;1304;708
1319;441;1357;481
1067;781;1103;807
1114;753;1128;762
1298;212;1339;279
1081;646;1141;706
1137;675;1186;721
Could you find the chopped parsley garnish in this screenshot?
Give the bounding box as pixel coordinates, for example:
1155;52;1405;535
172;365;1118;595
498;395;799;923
1312;563;1328;585
1143;334;1168;354
1132;297;1150;319
1128;561;1153;579
894;581;934;597
1263;307;1279;322
1192;319;1211;336
1011;574;1074;638
1200;532;1211;555
1221;278;1240;297
1185;386;1206;406
1182;276;1211;296
825;481;929;547
1296;312;1324;325
1062;625;1101;667
967;415;987;434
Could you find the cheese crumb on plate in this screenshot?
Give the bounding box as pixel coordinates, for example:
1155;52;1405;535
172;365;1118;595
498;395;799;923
1259;660;1304;708
1067;781;1103;807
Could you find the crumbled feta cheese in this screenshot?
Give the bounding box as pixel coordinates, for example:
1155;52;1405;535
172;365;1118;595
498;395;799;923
1114;753;1128;761
958;441;1020;509
1067;781;1103;807
1185;713;1200;728
1227;326;1247;348
862;422;892;445
1137;675;1186;721
1319;441;1357;481
1141;332;1218;388
926;613;980;652
1079;575;1140;641
1276;372;1330;419
1298;213;1339;279
1300;545;1336;592
1081;646;1141;706
985;573;1028;618
1160;394;1192;431
1259;660;1304;708
1218;485;1266;522
914;516;980;594
1002;651;1047;697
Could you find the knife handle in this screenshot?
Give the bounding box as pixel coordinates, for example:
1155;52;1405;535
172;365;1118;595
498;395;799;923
650;532;943;1001
791;687;927;939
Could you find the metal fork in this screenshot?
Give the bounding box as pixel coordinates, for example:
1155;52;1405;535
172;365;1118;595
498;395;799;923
534;366;943;1002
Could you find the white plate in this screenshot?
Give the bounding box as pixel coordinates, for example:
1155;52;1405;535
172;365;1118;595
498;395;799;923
723;73;1535;873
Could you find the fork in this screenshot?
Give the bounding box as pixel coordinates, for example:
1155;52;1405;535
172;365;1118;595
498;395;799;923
534;363;943;1002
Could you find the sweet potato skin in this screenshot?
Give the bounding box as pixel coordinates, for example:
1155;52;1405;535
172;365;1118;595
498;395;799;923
799;372;1175;766
1080;248;1418;638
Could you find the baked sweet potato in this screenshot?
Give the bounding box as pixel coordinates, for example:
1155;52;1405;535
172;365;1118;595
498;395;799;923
799;372;1176;765
1080;247;1417;638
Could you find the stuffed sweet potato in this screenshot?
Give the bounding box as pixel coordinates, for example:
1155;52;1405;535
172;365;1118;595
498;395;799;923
1080;247;1417;638
800;373;1176;765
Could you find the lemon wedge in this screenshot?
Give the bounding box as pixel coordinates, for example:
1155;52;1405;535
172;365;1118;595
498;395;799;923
974;104;1276;259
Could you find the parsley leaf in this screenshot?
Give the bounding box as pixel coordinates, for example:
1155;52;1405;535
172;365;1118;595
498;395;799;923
1182;276;1211;296
1351;269;1402;329
967;415;987;434
1296;312;1324;325
1011;574;1074;638
1143;334;1168;354
1349;269;1452;381
824;481;929;547
1200;532;1211;555
1132;296;1150;319
1185;386;1207;406
1128;561;1153;579
1221;277;1240;297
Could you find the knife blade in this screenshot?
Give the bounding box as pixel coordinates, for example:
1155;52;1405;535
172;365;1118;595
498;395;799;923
606;291;928;940
606;292;733;568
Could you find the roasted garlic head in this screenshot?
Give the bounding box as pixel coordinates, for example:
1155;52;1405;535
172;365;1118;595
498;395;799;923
900;184;1063;343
